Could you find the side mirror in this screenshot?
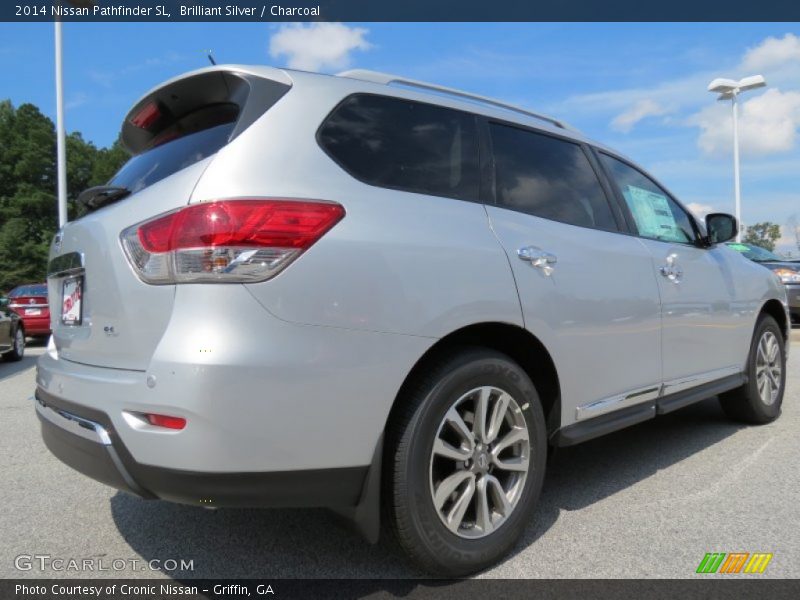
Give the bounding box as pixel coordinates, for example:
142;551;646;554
705;213;738;244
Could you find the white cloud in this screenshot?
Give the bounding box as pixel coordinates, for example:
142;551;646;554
611;99;669;132
268;23;371;72
693;88;800;156
687;202;715;218
742;33;800;72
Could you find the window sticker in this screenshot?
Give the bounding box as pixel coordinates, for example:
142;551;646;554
624;185;681;240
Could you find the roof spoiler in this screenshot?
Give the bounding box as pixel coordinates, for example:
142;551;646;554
121;66;292;154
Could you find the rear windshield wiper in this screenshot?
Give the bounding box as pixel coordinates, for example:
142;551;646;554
76;185;131;212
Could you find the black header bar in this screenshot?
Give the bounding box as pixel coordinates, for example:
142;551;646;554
4;0;800;22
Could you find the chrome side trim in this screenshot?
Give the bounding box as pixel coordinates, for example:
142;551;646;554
34;396;111;446
47;251;85;278
575;385;661;421
661;366;741;396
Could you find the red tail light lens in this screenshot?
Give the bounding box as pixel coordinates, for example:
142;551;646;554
121;199;344;284
145;413;187;430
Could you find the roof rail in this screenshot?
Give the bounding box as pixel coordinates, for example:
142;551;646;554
337;69;574;131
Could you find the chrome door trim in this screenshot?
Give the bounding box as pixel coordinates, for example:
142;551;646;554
47;251;85;278
575;385;661;421
661;365;741;395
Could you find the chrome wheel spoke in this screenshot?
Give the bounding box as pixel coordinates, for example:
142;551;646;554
493;426;528;454
445;475;476;532
486;392;511;443
434;470;474;511
473;387;492;444
475;476;493;534
433;438;472;462
486;474;512;517
493;454;529;472
444;408;475;451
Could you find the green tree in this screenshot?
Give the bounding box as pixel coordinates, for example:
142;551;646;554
743;222;782;252
0;100;129;291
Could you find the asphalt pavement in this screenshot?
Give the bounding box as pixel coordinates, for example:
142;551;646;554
1;330;799;579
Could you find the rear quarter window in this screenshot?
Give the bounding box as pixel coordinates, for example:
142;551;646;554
317;94;480;202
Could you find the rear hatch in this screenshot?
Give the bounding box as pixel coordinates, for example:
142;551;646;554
47;67;291;370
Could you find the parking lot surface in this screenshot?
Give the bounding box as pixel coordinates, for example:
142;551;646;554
2;331;799;579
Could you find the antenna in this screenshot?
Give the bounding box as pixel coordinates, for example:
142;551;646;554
207;51;217;66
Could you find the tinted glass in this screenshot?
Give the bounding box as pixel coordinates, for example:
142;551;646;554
490;124;617;230
110;105;238;194
10;285;47;297
318;94;479;201
600;154;697;244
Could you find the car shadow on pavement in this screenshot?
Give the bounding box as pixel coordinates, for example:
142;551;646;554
0;341;45;383
111;397;741;579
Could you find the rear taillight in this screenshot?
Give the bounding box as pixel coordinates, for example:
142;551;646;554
121;199;345;284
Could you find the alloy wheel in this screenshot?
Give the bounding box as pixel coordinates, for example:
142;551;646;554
755;330;781;405
428;386;530;539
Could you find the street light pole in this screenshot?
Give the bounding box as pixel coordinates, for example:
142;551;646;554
731;91;741;241
55;19;68;228
707;75;767;243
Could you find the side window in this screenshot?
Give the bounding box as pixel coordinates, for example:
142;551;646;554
600;154;697;244
317;94;479;201
489;123;618;231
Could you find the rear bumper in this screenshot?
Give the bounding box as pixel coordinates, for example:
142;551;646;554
35;388;367;508
19;315;50;335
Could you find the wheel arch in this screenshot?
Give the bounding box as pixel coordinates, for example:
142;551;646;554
386;322;562;436
760;299;788;342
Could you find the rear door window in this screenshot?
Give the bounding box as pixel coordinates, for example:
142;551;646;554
490;123;618;231
600;154;698;245
317;94;480;201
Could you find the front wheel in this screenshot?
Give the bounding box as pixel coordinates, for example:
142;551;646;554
719;315;785;424
386;348;547;576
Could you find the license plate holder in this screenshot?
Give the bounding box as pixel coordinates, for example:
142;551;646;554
25;308;42;316
61;276;83;326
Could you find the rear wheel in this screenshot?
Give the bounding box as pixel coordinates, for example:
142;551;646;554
719;315;785;424
386;348;547;576
3;326;25;362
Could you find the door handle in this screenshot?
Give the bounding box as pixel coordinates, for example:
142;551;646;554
659;253;683;283
518;246;557;275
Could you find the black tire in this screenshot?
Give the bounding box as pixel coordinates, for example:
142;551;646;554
719;315;785;424
385;348;547;576
3;325;25;362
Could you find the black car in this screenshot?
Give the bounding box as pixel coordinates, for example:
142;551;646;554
0;295;26;361
727;242;800;324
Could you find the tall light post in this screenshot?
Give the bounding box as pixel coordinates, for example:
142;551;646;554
54;1;94;228
55;19;67;228
707;75;767;242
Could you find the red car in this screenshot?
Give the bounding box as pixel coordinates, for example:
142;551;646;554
8;283;50;337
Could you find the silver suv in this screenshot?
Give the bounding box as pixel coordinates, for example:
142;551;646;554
36;66;790;575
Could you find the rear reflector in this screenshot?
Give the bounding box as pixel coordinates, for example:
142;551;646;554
121;199;345;284
145;413;187;430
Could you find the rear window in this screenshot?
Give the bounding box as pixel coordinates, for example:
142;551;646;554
109;104;238;194
10;285;47;297
318;94;480;201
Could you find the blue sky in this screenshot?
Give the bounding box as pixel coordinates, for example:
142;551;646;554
1;22;799;253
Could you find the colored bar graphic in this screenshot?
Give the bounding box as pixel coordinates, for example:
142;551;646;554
744;553;773;574
697;552;773;574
